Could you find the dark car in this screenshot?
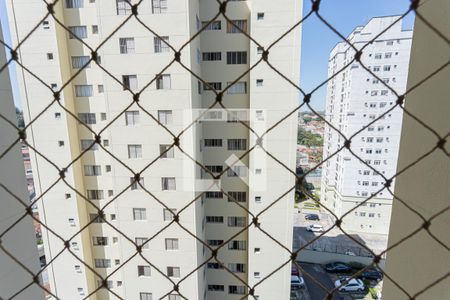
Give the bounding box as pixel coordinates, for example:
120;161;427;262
305;213;320;220
291;265;300;276
324;262;353;273
359;268;383;281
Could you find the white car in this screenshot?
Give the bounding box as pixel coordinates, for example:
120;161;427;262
306;224;324;232
334;278;365;292
291;276;305;289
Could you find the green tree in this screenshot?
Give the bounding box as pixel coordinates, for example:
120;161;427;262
297;127;323;147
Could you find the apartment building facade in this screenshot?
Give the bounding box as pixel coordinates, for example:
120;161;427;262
321;17;413;235
6;0;301;299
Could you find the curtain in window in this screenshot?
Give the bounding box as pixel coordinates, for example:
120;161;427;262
75;85;93;97
68;26;87;39
66;0;84;8
71;56;90;69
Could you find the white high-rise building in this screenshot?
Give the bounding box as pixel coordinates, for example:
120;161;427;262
6;0;301;299
321;16;413;235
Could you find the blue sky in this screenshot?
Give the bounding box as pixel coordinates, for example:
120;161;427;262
300;0;415;111
1;0;414;110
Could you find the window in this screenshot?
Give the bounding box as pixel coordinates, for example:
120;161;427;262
385;52;392;58
86;190;103;200
167;267;180;278
202;52;221;61
137;265;151;277
360;212;367;217
373;66;380;72
165;238;179;250
255;196;262;203
151;0;167;13
128;144;142;158
68;26;87;39
78;113;96;125
228;139;246;150
374;53;382;59
92;25;98;34
203;82;222;91
163;208;177;221
374;160;381;165
98;85;104;93
227;166;247;177
207;240;223;246
227;20;247;33
116;0;131;15
156;74;171;89
202;21;221;30
228;263;246;273
89;213;105;223
42;20;50;29
227;82;247;94
154;36;170;53
168;295;181;300
257;13;264;20
47;53;54;60
226;51;247;64
122;75;138;91
71;56;90;69
66;0;84;8
376;137;383;143
125;111;139;125
100;113;107;121
130;177;144;190
103;140;109;147
77;288;85;296
140;292;152;300
133;208;146;220
208;285;224;292
75;85;93;97
204;139;222;147
135;237;149;249
84;165;101;176
160;144;174;158
158;110;172;124
386;40;394;45
228;240;246;250
68;218;76;226
206;216;223;223
362;181;369;186
227;216;246;227
55;112;61;119
161;177;176;190
119;38;135;54
256;79;263;86
384;65;391;71
94;259;111;268
205;191;223;199
229;286;246;294
92;237;108;246
228;191;246;202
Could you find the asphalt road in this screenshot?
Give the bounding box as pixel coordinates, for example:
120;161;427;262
299;262;344;300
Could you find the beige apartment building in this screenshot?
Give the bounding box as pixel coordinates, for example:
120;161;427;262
6;0;301;299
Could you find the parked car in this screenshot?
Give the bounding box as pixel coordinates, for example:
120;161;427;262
305;213;320;220
334;277;365;292
291;265;300;276
306;224;324;232
291;276;305;289
359;268;383;281
324;262;353;273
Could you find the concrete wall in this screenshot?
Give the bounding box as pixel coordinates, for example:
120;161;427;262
0;19;44;300
383;0;450;299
